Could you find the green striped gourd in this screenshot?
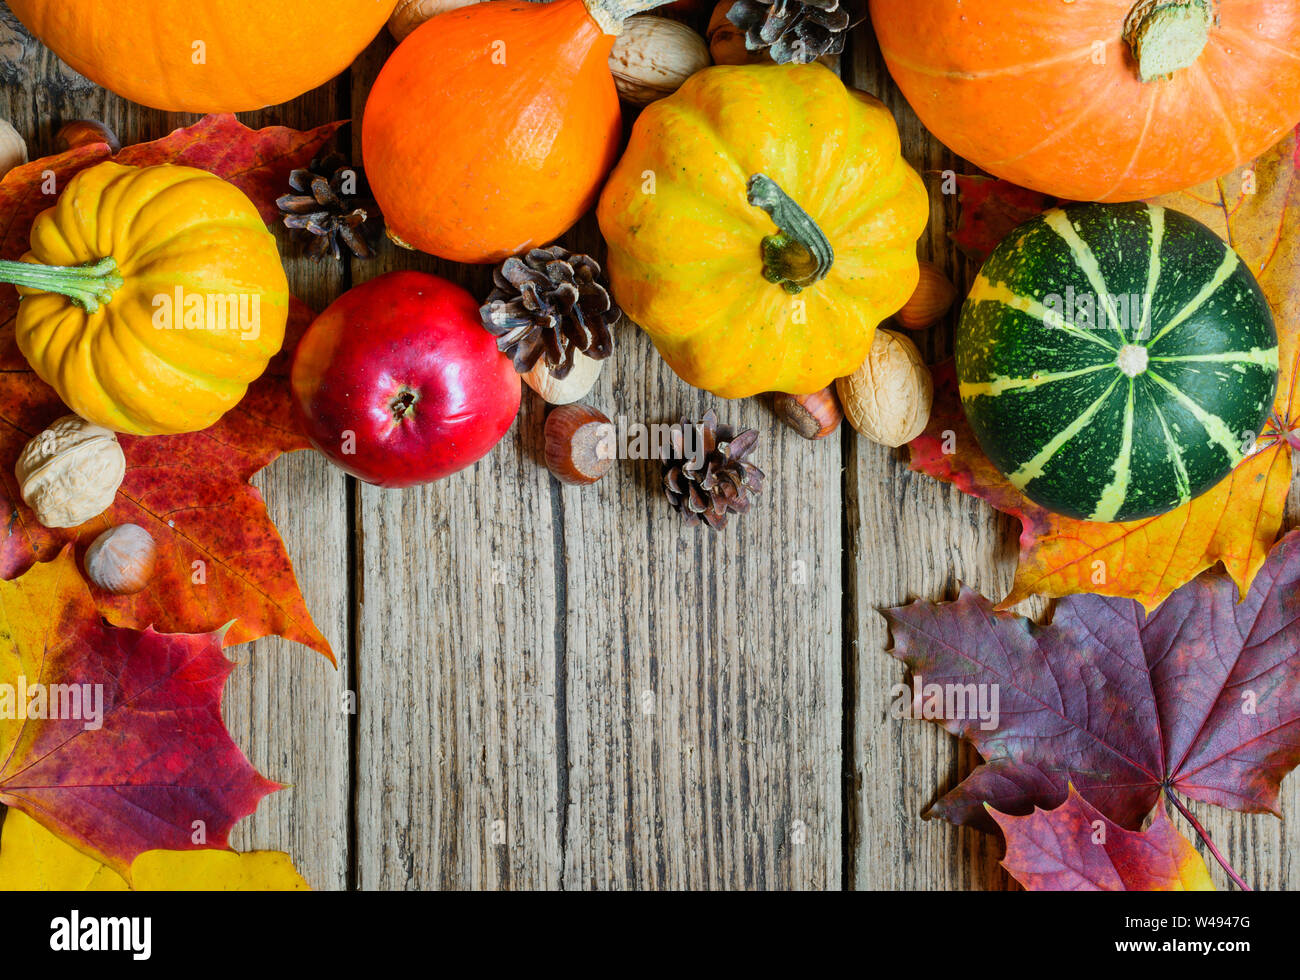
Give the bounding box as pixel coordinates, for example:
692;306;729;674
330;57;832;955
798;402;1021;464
956;203;1278;523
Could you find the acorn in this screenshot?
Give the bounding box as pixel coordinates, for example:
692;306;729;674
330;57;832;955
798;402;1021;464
774;386;843;440
545;404;615;486
895;261;957;330
84;523;156;595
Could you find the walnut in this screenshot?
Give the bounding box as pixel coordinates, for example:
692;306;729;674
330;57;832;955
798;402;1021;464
15;414;126;528
609;16;711;106
836;330;934;447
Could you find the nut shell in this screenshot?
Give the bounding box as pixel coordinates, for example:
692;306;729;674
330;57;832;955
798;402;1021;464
707;0;768;65
84;523;156;595
545;404;616;486
774;386;842;440
894;260;957;330
387;0;482;42
523;350;604;405
15;415;126;528
836;330;933;447
55;119;121;153
609;15;711;105
0;119;27;178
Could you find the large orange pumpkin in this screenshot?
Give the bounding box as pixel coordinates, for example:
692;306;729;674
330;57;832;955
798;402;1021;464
869;0;1300;202
363;0;657;263
7;0;396;112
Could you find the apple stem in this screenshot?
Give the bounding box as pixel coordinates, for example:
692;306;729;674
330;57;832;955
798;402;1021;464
1168;791;1252;891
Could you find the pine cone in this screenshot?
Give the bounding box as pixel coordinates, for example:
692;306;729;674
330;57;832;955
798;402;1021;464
277;152;379;261
662;411;764;530
727;0;851;64
479;246;619;379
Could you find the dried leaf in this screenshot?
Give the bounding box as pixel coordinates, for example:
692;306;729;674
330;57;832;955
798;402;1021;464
990;789;1214;892
0;808;310;891
885;529;1300;833
0;116;340;659
0;548;278;876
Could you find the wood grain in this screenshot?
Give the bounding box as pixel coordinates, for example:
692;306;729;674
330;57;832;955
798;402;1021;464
4;9;1298;892
847;27;1300;893
0;32;353;889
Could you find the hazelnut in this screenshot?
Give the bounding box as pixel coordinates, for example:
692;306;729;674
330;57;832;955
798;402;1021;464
836;330;933;447
545;404;616;486
895;261;957;331
84;523;156;595
15;415;126;529
707;0;767;65
55;120;121;154
774;386;843;440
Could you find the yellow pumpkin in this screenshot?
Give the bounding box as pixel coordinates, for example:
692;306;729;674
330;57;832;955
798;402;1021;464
597;63;928;397
0;162;288;435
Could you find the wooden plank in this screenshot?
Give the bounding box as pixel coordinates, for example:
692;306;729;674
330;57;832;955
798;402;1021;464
848;23;1300;892
551;148;842;887
347;35;562;889
846;27;1025;892
557;347;843;889
227;86;353;891
0;23;352;889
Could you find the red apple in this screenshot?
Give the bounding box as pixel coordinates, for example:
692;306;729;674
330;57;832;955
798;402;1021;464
290;271;520;488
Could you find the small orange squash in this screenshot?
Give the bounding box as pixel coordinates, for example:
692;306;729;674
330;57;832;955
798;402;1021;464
0;162;289;436
363;0;666;263
869;0;1300;202
7;0;396;113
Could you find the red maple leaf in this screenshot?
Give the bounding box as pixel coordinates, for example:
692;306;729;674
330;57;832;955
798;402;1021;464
885;528;1300;888
990;789;1213;891
0;549;278;877
0;115;342;659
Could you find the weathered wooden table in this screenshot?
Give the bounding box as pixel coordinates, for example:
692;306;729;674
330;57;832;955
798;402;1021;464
5;9;1297;890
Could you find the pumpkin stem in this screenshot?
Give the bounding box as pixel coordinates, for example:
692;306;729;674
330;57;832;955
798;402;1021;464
747;174;834;295
1123;0;1214;82
0;257;123;313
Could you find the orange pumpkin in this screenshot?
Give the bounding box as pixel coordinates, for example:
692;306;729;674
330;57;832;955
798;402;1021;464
869;0;1300;202
7;0;396;112
363;0;661;263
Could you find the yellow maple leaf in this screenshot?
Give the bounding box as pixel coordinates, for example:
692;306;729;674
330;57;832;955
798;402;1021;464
0;808;310;891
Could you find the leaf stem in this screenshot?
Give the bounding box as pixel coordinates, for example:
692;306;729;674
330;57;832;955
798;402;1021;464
1167;791;1252;891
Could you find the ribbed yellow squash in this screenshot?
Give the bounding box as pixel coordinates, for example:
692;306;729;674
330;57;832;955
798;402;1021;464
596;62;928;397
3;162;288;434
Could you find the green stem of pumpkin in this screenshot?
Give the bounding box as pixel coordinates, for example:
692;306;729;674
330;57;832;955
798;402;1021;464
747;174;834;295
0;257;123;313
1123;0;1214;82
